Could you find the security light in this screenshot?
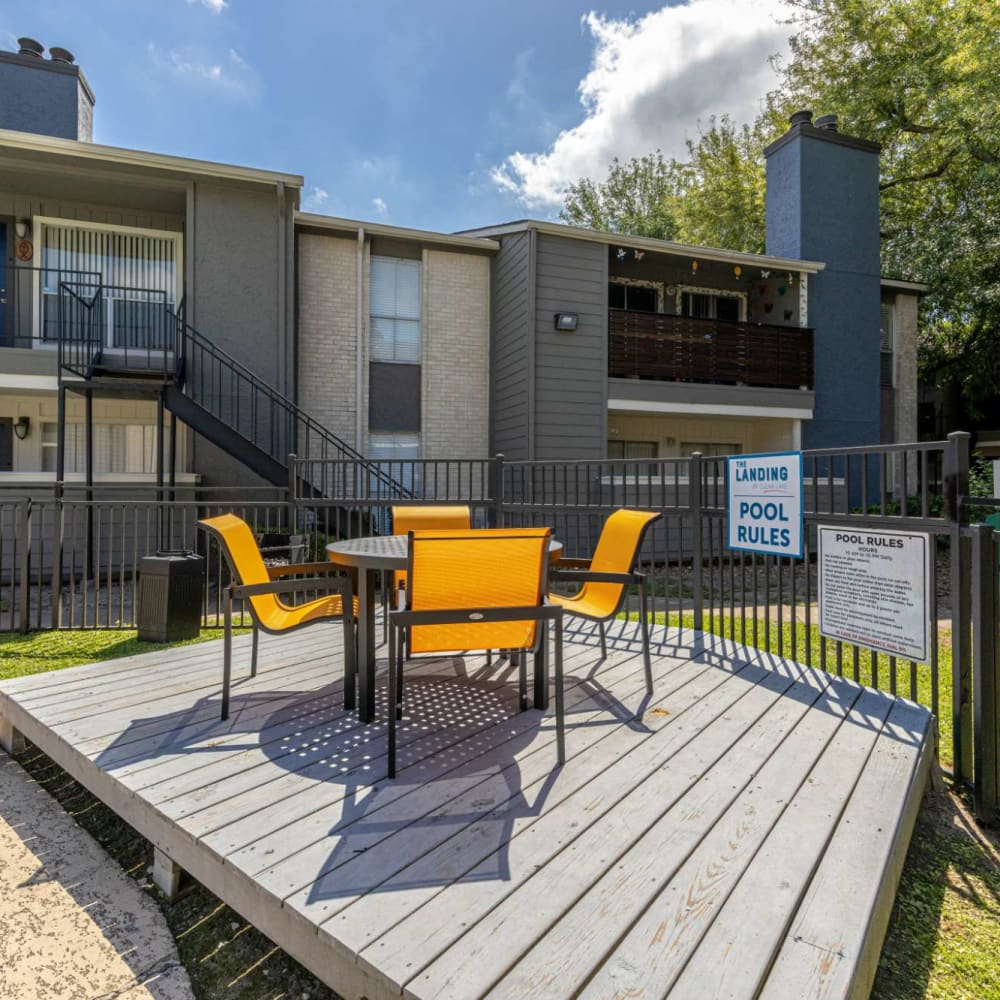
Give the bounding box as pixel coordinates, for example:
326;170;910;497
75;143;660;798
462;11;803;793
554;312;578;332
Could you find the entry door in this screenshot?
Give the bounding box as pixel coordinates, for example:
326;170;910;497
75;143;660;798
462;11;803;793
0;223;7;346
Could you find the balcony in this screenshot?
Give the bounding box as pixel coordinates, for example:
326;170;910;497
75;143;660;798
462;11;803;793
608;309;814;391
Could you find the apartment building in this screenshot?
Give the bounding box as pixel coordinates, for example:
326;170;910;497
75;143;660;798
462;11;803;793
465;110;922;463
0;36;921;496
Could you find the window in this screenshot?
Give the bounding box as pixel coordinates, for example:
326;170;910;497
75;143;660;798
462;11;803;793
678;288;744;322
609;281;659;312
368;432;421;461
680;442;742;458
40;423;158;474
39;220;181;346
370;256;421;363
607;440;657;459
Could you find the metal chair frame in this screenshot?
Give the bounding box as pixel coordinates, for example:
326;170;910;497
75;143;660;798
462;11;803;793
385;532;564;780
200;521;357;720
548;511;661;695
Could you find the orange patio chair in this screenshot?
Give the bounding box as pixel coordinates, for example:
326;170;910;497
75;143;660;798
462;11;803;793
387;504;473;643
548;509;661;693
386;528;563;779
390;504;472;592
199;514;357;720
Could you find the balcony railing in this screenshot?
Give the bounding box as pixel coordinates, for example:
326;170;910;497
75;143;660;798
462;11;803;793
608;309;814;391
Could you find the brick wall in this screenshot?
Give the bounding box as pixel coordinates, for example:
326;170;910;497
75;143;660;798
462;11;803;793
297;232;359;453
421;249;490;459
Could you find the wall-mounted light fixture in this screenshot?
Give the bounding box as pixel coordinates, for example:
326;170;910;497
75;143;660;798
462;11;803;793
15;219;30;240
13;416;30;440
554;312;579;332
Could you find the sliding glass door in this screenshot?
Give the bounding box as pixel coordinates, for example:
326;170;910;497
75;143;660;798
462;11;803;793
39;221;181;349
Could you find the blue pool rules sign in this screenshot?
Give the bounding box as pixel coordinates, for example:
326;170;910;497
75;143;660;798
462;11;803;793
727;451;803;558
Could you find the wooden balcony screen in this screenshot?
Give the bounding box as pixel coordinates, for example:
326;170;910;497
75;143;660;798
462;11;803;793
608;309;814;390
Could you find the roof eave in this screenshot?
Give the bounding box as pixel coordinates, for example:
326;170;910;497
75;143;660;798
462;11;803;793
0;128;303;188
456;219;826;273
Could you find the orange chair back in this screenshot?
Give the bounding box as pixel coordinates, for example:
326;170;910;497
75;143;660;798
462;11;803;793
579;509;660;617
199;514;277;624
391;505;472;590
406;528;550;654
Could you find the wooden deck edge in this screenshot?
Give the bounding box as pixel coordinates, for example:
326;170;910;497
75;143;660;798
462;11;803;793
846;721;934;1000
0;689;381;999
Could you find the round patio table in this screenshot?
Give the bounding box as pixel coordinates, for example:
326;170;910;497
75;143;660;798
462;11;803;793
327;534;562;723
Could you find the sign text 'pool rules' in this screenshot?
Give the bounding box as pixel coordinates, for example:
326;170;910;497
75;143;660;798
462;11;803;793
726;451;803;558
818;527;931;663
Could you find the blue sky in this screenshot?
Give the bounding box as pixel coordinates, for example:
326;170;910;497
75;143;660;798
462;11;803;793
2;0;791;232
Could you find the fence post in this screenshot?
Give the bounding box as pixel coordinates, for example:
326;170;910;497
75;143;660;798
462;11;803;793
52;482;64;629
690;452;704;633
971;523;999;821
492;453;505;529
287;453;298;532
17;500;31;634
945;430;972;784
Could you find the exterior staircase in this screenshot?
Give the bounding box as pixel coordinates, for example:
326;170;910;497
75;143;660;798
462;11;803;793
56;279;409;499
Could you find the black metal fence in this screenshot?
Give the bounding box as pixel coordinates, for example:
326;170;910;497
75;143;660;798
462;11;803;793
0;434;997;816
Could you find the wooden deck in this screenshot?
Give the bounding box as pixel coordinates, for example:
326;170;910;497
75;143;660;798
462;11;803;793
0;621;932;1000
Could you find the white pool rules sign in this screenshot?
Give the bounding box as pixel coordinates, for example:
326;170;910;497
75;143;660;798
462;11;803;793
727;451;803;559
818;527;932;663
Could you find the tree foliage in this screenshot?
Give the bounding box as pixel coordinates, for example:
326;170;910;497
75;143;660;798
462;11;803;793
561;0;1000;415
561;116;774;253
780;0;1000;415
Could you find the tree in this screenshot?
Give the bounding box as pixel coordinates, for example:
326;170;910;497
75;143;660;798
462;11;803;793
778;0;1000;416
560;152;684;241
561;116;774;253
561;0;1000;415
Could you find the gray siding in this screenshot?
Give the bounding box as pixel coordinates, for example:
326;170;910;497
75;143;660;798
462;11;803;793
533;234;607;460
187;182;296;487
490;231;532;459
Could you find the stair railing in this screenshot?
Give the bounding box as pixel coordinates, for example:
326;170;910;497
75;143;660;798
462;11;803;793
169;307;413;499
57;279;104;377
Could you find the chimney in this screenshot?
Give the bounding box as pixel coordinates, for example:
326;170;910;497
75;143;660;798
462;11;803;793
764;111;881;450
0;37;95;141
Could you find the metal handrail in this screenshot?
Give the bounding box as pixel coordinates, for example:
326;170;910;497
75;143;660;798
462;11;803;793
169;308;413;498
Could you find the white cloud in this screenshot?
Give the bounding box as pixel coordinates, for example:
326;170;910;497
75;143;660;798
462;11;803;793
372;197;388;217
187;0;227;13
492;0;789;208
302;186;329;212
148;43;259;99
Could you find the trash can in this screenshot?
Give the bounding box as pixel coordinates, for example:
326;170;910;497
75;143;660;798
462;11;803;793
137;551;205;642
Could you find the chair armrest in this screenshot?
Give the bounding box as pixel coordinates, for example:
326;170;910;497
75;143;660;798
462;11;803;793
391;604;562;628
232;576;353;599
551;557;592;569
549;569;636;585
268;561;343;579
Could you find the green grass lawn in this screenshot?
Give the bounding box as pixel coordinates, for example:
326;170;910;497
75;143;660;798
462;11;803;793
0;628;237;682
2;625;998;999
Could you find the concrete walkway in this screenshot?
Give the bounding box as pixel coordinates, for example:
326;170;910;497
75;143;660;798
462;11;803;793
0;751;193;1000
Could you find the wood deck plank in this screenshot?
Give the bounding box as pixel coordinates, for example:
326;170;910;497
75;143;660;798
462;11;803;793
575;683;893;1000
355;653;781;994
414;662;827;1000
201;645;657;861
666;686;904;1000
0;624;934;1000
262;651;697;924
757;698;932;1000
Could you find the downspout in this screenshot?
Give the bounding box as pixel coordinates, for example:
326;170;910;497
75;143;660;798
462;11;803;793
356;225;365;453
